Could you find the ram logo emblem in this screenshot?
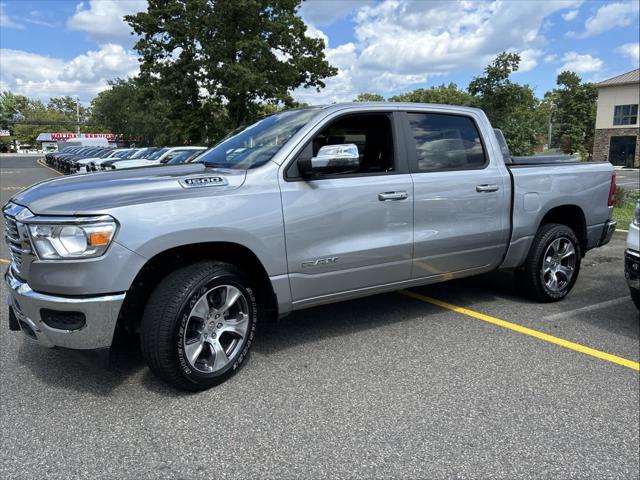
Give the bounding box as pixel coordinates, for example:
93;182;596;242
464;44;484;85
302;257;338;268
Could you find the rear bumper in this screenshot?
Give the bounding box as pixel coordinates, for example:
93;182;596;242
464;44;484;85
5;267;125;349
625;249;640;291
598;220;617;247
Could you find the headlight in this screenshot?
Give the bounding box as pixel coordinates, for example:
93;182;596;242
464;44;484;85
28;221;116;259
633;202;640;227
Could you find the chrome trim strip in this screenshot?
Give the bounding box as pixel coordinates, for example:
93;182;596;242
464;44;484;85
5;269;125;304
23;214;115;225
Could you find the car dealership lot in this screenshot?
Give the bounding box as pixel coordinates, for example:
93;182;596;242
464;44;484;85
1;155;638;479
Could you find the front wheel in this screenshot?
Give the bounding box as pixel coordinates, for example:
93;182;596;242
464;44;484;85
140;261;257;391
516;223;581;302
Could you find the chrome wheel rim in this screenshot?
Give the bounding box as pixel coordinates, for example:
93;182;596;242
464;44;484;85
542;237;576;293
182;285;249;374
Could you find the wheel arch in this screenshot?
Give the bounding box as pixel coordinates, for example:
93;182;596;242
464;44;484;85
117;242;279;335
538;204;587;255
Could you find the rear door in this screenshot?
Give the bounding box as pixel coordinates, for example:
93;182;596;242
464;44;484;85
399;110;510;278
279;111;414;304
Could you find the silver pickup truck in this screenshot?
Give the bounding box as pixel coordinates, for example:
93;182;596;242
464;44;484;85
4;103;617;390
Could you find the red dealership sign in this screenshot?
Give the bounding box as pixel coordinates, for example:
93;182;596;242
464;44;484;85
50;133;115;140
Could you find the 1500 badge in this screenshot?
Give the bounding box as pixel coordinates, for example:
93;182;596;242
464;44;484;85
302;257;338;268
179;176;228;188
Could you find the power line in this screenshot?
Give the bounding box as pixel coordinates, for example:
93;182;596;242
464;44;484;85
0;120;100;126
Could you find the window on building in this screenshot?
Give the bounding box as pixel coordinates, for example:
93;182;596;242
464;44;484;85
613;104;638;126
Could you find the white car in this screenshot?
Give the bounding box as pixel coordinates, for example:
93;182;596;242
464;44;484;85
88;148;139;172
625;200;640;310
107;146;206;170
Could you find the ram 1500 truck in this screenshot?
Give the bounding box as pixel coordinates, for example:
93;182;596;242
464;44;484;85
3;103;617;390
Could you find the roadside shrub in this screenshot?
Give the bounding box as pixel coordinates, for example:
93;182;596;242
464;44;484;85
613;185;630;207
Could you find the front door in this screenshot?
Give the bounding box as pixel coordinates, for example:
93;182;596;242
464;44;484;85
609;136;637;167
279;112;413;304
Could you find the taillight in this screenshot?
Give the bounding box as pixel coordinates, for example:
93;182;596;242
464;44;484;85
607;174;616;206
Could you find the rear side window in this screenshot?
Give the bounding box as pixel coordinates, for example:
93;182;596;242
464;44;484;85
407;113;486;172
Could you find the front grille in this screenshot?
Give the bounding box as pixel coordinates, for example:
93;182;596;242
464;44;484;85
3;204;33;279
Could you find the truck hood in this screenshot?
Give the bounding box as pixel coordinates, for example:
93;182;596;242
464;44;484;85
10;163;247;215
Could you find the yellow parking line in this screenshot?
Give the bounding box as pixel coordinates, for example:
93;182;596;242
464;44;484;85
399;290;640;372
36;158;63;176
0;258;10;264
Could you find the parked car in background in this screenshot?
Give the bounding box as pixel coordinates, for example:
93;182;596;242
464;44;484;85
625;200;640;310
55;147;106;172
4;103;617;390
87;148;137;171
69;148;118;174
106;146;206;170
164;149;206;165
99;147;163;170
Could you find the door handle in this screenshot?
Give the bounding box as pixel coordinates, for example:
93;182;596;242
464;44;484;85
378;191;408;201
476;184;499;192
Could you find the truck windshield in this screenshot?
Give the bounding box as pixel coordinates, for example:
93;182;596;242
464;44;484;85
198;108;321;169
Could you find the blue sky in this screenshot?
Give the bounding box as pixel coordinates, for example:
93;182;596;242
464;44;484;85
1;0;638;104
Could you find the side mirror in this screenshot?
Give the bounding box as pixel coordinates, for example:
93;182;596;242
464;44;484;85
298;144;360;177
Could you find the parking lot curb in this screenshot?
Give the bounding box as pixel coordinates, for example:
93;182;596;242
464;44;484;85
36;157;64;176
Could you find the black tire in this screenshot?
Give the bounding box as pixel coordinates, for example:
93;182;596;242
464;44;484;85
516;223;582;303
140;261;257;391
630;288;640;311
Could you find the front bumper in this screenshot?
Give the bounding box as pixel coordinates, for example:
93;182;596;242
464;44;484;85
5;267;125;349
625;249;640;291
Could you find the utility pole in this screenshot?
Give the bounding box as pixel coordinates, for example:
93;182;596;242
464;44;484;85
547;102;554;151
75;95;80;136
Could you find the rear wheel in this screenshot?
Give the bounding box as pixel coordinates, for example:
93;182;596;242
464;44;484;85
140;261;257;391
516;223;581;302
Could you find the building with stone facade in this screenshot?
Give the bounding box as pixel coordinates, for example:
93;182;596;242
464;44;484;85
593;69;639;168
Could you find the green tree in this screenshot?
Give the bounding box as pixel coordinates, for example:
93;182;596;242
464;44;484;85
468;52;543;156
0;91;90;146
389;83;476;106
125;0;337;140
354;92;385;102
0;91;30;149
90;78;172;145
547;71;597;158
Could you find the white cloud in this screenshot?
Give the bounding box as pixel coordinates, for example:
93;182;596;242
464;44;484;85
304;23;330;46
567;1;639;38
544;54;558;63
517;49;545;73
0;45;139;102
616;43;640;67
561;9;578;21
0;2;23;28
557;51;603;73
67;0;147;45
295;0;580;104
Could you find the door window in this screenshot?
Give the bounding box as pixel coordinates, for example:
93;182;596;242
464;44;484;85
289;113;395;178
407;113;487;172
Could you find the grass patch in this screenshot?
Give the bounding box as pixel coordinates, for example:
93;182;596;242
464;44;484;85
613;188;639;229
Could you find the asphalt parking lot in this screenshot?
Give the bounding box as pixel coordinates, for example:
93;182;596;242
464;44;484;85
616;167;639;192
0;154;638;480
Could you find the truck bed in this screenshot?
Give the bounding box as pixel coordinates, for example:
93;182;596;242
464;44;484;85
510;155;578;165
501;161;615;269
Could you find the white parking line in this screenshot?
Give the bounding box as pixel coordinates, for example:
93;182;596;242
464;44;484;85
543;297;630;321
